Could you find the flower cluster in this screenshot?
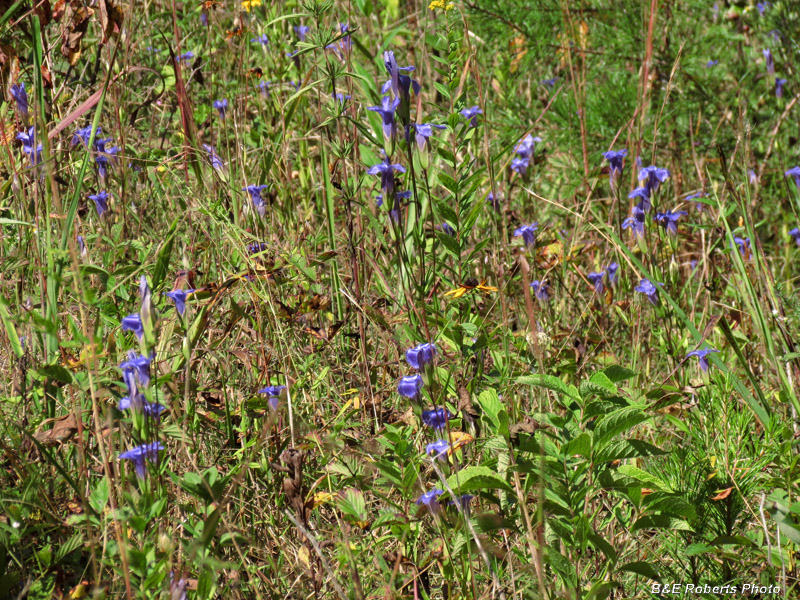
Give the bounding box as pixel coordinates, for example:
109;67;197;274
511;134;542;176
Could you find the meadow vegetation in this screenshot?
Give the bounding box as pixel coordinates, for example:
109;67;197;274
1;0;800;597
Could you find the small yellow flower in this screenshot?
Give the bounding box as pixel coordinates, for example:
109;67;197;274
241;0;262;11
444;278;498;299
428;0;455;10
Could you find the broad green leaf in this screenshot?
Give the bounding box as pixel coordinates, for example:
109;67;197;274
617;465;674;492
446;465;513;494
518;374;580;401
89;477;109;515
476;388;508;436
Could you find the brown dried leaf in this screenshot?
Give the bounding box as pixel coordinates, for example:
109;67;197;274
34;413;78;447
710;487;733;501
60;2;93;66
98;0;123;43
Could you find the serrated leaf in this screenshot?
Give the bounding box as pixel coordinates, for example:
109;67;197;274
616;465;674;492
446;465;513;494
517;374;580;401
580;372;617;400
602;365;636;383
592;406;648;450
594;439;666;463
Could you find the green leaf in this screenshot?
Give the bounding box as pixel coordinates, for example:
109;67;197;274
89;477;109;515
602;365;636;383
152;218;179;290
34;364;74;384
592;406;648;450
563;432;592;458
594;439;666;463
435;231;461;259
517;374;580;401
580;371;618;399
476;388;508;436
616;465;674;492
446;465;513;494
617;561;661;582
0;295;23;359
631;514;693;532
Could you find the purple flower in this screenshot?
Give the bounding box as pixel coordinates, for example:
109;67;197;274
89;191;109;217
251;34;269;46
763;49;774;75
213;99;228;120
332;92;351;105
415;488;444;511
248;242;268;254
487;192;501;211
426;439;449;459
294;25;309;41
460;106;483;127
406;343;436;370
367;155;406;197
16;127;42;166
776;78;787;98
118;397;165;420
381;51;420;103
530;280;551;301
789;228;800;247
438;222;456;236
77;235;87;256
449;494;473;511
398;374;423;400
605;262;619;286
202;144;224;170
258;385;287;411
757;2;771;15
166;289;194;316
367;95;401;141
515;134;541;159
638;165;670;196
654;209;688;236
258;80;270;97
10;83;28;117
603;149;628;179
733;236;751;259
413;123;446;150
72;125;101;148
587;271;605;294
421;407;451;430
337;23;351;51
541;77;558;87
627;187;651;212
686;190;707;211
121;313;144;339
94;137;120;178
785;167;800;189
686;347;720;372
706;59;718;68
244;184;269;217
634;279;662;306
513;223;539;246
622;205;646;239
511;156;530;175
177;51;194;62
119;442;164;478
749;169;758;185
120;351;152;396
